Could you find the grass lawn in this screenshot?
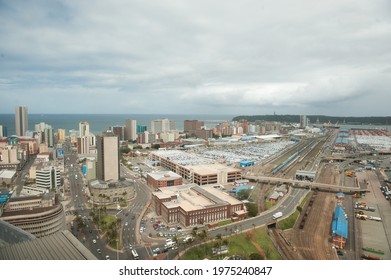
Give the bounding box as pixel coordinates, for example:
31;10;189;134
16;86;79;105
101;214;117;228
180;227;282;260
277;190;312;230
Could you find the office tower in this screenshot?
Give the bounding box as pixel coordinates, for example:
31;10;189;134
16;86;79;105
34;122;54;148
96;131;119;181
150;119;176;134
184;120;204;132
15;106;28;136
137;125;147;134
79;121;90;137
57;129;66;143
1;125;7;137
137;131;149;144
125;119;137;141
77;136;90;155
110;125;125;141
36;165;62;189
300;115;308;128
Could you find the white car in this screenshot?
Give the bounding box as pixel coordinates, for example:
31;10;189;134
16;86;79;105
125;222;128;226
93;239;97;244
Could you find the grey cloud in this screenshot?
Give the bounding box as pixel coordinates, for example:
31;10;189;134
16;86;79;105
0;0;390;115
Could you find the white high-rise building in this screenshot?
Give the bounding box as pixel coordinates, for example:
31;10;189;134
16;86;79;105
150;119;176;134
125;119;137;141
15;106;28;136
79;121;90;137
36;165;62;190
300;115;308;128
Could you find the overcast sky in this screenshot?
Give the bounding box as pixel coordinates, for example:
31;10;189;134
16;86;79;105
1;0;390;116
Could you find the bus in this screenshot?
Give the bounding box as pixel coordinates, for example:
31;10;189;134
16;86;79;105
131;249;139;260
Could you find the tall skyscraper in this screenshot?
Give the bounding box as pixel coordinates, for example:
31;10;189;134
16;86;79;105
79;121;90;137
300;115;308;128
57;129;66;143
150;119;176;133
184;120;204;132
136;125;147;134
110;125;125;141
125;119;137;141
15;106;28;136
96;131;119;181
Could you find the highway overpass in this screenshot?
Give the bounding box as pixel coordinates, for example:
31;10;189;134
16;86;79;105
243;175;368;193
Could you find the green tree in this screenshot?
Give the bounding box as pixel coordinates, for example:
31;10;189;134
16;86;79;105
237;189;251;200
246;202;258;217
120;147;131;154
152;144;161;149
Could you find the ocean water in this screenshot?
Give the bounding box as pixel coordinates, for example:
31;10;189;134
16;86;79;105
0;114;235;136
1;114;391;136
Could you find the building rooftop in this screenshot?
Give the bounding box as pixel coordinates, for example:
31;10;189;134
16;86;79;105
147;171;182;181
189;163;240;175
0;170;16;179
89;178;134;189
332;205;348;239
0;221;97;260
155;183;243;211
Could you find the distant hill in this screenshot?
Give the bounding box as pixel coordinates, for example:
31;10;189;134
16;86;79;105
232;115;391;125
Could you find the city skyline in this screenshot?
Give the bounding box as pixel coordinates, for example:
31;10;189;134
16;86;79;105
1;1;391;116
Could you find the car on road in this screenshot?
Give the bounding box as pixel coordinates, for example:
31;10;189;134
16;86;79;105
125;222;128;226
93;239;97;244
152;248;161;254
97;249;101;254
105;255;110;260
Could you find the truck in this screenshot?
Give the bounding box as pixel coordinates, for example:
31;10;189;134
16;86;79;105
356;214;367;220
368;216;382;222
272;212;283;220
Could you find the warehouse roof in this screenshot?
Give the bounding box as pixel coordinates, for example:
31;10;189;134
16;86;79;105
331;205;348;239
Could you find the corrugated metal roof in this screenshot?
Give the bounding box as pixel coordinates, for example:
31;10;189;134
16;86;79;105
331;205;348;239
0;229;97;260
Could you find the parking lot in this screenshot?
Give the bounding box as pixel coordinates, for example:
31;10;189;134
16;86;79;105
355;171;391;259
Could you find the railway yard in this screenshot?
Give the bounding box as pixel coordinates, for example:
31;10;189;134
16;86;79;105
147;127;391;260
260;128;391;260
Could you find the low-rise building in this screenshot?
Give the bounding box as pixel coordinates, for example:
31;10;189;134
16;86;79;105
150;150;242;185
0;193;66;238
89;179;135;206
152;183;246;227
0;170;16;185
147;171;183;189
